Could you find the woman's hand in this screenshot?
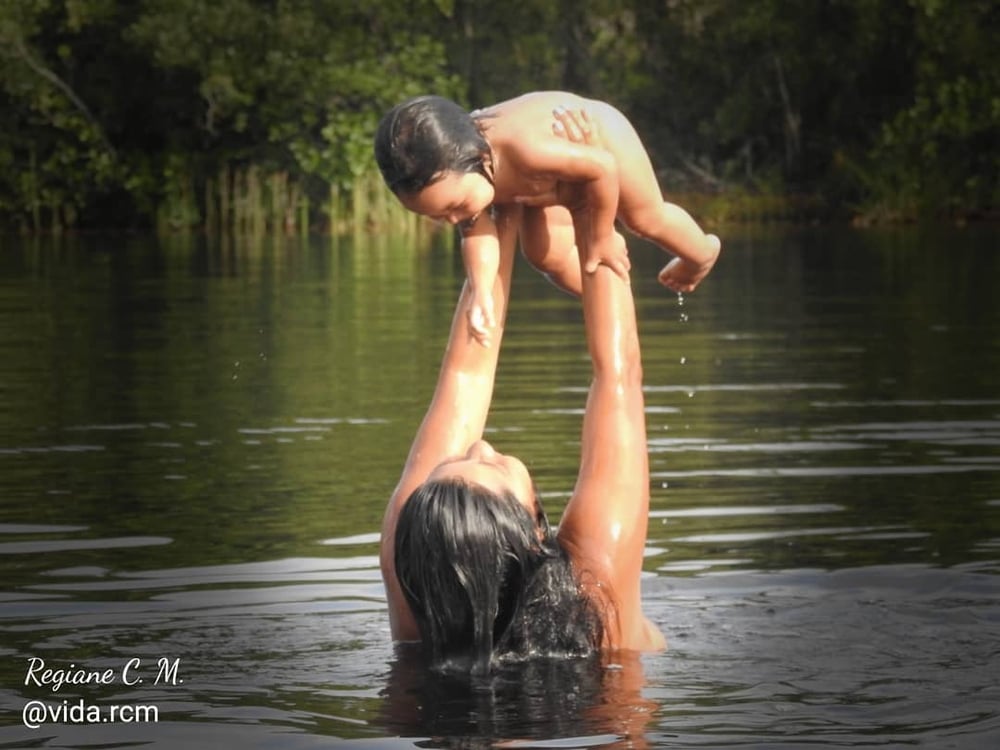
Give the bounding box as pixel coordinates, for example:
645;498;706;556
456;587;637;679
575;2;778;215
512;108;598;207
552;106;600;147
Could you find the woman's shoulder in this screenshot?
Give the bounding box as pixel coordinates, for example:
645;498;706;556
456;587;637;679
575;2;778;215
569;557;665;653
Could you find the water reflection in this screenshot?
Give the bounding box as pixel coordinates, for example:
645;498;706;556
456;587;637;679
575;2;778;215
1;226;999;747
379;648;654;749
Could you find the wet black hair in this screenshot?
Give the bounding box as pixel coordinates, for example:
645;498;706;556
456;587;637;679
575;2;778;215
373;95;493;195
393;478;604;674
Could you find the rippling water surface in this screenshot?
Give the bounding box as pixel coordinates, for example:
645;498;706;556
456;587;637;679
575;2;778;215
1;226;998;748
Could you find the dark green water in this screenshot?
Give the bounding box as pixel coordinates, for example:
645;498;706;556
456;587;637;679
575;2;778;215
1;226;998;748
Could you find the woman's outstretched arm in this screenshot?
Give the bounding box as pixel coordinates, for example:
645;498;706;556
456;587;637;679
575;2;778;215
524;106;659;649
556;236;658;650
380;206;522;640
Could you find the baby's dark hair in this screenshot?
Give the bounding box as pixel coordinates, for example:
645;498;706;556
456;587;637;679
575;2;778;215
374;95;493;195
393;478;604;674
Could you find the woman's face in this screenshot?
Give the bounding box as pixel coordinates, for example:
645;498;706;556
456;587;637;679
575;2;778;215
427;440;538;518
398;171;494;228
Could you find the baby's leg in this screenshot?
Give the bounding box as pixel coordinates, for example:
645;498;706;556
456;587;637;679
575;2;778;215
589;103;719;289
620;195;715;268
520;205;582;297
622;198;720;294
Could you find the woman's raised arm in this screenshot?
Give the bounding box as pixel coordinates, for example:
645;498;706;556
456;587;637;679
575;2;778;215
380;205;522;639
547;107;660;648
556;234;657;649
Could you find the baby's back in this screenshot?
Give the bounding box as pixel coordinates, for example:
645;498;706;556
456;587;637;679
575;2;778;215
481;91;604;138
485;91;635;154
480;91;647;210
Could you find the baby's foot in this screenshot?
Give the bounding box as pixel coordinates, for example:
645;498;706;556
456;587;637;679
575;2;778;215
658;234;721;293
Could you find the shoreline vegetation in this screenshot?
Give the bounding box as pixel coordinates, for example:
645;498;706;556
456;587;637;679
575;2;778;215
2;2;996;236
11;181;993;240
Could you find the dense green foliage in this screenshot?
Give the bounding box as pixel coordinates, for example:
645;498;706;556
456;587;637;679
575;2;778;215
1;0;996;232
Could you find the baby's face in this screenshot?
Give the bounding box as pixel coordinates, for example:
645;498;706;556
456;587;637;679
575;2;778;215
398;171;494;228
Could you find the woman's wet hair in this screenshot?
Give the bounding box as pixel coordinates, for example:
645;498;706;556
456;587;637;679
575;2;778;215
393;478;603;673
374;95;493;195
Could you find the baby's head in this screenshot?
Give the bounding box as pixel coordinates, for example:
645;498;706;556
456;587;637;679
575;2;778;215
374;96;495;226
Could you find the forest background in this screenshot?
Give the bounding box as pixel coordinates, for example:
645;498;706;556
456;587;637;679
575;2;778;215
1;0;996;235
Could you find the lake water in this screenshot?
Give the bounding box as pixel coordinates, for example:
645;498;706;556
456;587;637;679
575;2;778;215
1;226;998;748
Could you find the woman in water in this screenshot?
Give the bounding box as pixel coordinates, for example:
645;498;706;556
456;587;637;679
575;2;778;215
374;91;720;346
381;115;664;672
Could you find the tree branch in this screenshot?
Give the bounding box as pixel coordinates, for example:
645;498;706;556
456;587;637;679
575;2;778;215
772;53;801;170
6;32;116;157
673;150;726;191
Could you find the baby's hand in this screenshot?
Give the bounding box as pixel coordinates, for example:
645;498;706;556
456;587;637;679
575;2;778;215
465;285;496;347
585;231;631;281
658;234;721;293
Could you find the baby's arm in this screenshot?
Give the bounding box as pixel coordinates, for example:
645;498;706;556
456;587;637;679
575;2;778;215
573;156;627;279
460;211;500;347
508;120;629;280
